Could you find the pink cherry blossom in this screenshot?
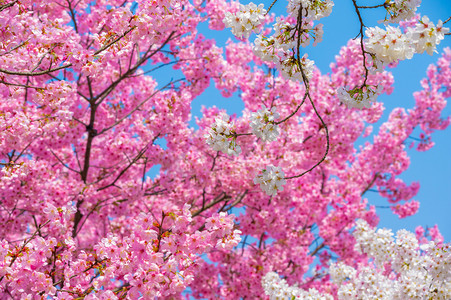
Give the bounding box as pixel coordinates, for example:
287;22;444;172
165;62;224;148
0;0;449;298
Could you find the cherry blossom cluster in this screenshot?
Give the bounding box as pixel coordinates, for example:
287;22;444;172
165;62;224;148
409;16;449;55
365;16;449;69
223;2;266;39
205;113;241;156
262;221;450;299
249;105;280;142
253;32;316;82
331;219;451;299
365;25;415;67
224;2;325;84
279;53;315;82
262;271;333;299
253;165;286;196
93;207;241;298
0;0;450;297
34;81;75;122
253;20;319;81
0;203;240;298
384;0;422;23
339;15;448;109
337;85;383;109
329;262;356;284
206;212;242;250
287;0;334;21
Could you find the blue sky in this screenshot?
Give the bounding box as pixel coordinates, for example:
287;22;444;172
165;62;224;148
183;0;451;241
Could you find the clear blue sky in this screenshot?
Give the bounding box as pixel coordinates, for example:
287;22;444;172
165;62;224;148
182;0;451;241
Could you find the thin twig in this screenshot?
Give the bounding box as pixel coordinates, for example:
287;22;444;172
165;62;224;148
0;220;51;283
265;0;278;15
276;92;308;124
361;172;379;196
0;64;72;76
0;0;18;12
351;0;370;88
357;3;386;9
96;78;184;135
283;3;330;180
50;150;80;174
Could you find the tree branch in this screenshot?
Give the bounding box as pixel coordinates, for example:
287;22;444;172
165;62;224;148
0;0;18;12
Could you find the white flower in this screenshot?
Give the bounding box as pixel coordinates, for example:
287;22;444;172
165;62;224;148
279;53;314;82
365;26;415;65
384;0;422;23
330;262;356;284
262;271;333;300
254;165;286;196
312;23;324;46
250;105;280;142
337;85;382;109
223;2;266;39
287;0;334;21
253;35;279;63
407;16;449;55
364;19;448;72
350;219;451;299
272;17;296;51
205;114;241;156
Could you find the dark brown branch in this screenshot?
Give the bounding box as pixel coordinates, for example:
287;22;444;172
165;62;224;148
284;6;330;180
12;141;33;163
309;241;324;256
0;0;18;12
93;27;136;56
141;157;148;190
276;92;308;125
351;0;370;88
357;3;386;9
0;64;72;76
265;0;278;15
66;0;79;33
74;197;123;237
361;172;379;196
284;94;330;180
97;139;155;191
258;232;265;249
0;39;30;57
31;44;60;73
191;193;230;218
210;151;220;171
221;190;248;212
74;94;99;237
72;199;84;238
93;31;176;107
50;150;80;174
80;108;97;182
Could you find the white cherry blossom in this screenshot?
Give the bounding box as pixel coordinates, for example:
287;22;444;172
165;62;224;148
384;0;422;23
365;25;415;65
254;165;286;196
287;0;334;21
337;85;382;109
223;2;266;39
407;16;449;55
250;105;280;142
205;114;241;156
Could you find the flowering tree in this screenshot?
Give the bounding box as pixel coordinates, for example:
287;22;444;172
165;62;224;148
0;0;449;299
